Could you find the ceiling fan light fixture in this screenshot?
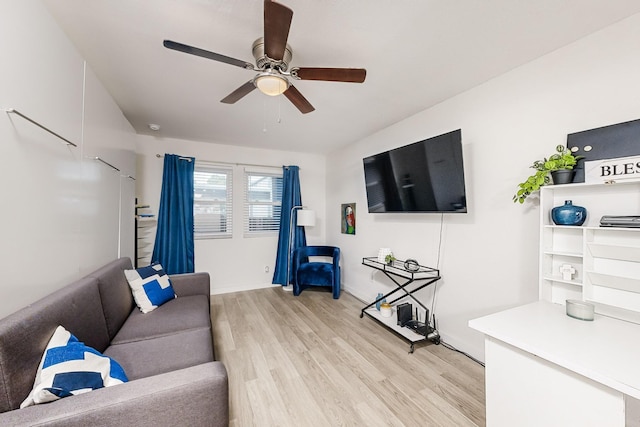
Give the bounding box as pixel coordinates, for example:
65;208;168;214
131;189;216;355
254;71;289;96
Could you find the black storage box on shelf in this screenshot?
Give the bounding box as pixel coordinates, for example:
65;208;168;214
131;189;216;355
397;302;412;327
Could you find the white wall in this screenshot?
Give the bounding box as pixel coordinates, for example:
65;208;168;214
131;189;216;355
0;1;136;319
135;134;326;294
327;13;640;361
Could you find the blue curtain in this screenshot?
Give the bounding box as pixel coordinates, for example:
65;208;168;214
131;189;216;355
151;154;195;274
272;165;307;285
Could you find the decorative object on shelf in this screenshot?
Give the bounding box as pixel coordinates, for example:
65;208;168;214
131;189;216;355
341;203;356;234
567;118;640;183
385;253;396;265
560;263;576;281
584;155;640;184
377;248;392;263
565;299;595;321
403;259;420;272
551;200;587;226
550;169;574;185
375;293;386;311
380;302;392;318
513;145;583;204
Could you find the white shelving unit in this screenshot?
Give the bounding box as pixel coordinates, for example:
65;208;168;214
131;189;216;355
135;202;156;268
540;180;640;324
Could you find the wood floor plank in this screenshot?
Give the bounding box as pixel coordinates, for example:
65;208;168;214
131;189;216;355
213;287;485;426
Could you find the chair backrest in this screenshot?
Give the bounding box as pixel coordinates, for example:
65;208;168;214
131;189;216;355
296;245;340;260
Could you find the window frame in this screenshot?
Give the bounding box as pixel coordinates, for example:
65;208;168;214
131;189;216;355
243;169;283;237
193;162;233;239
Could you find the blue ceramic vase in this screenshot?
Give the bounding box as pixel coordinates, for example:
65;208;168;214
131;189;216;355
551;200;586;226
375;293;386;310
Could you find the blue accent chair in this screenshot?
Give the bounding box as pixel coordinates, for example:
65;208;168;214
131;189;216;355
292;246;341;299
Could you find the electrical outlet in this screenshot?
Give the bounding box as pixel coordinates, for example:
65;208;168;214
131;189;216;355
264;266;269;273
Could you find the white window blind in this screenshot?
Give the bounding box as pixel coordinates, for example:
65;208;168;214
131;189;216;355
194;162;232;238
244;170;283;235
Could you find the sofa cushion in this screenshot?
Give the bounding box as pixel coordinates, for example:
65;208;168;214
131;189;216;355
124;264;176;313
88;258;136;341
111;295;211;345
21;326;128;408
0;276;110;413
103;327;214;380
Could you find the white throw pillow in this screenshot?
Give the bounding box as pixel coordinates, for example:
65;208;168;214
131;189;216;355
21;326;128;407
124;263;176;313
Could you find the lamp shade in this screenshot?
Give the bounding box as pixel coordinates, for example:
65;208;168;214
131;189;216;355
296;209;316;227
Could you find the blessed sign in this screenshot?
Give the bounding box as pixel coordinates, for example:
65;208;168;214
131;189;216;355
584;155;640;184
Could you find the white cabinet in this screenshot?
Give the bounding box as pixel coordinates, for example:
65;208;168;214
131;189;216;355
540;180;640;324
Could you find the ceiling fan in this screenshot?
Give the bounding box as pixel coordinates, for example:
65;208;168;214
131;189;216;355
163;0;366;114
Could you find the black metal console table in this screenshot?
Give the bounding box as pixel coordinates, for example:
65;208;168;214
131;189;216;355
360;257;441;353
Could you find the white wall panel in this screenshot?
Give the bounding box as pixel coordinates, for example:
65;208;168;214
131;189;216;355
80;65;136;273
0;1;136;318
0;1;85;317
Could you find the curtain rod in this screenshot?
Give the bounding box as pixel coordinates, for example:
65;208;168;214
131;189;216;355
155;154;192;162
155;153;283;169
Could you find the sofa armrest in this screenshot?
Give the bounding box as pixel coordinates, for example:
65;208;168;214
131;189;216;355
170;272;210;300
0;361;228;427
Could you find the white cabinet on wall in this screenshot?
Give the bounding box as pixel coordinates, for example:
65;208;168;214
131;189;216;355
540;180;640;324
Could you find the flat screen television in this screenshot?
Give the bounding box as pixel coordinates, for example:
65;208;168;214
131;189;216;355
363;129;467;213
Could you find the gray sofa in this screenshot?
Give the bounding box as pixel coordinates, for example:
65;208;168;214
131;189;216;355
0;257;228;426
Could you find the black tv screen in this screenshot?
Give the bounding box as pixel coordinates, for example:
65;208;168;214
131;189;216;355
363;129;467;213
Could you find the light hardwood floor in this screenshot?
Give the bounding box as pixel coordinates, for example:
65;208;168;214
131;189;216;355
212;287;485;426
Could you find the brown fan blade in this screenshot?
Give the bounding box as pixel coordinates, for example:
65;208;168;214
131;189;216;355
220;81;256;104
264;0;293;61
283;85;315;114
164;40;254;70
292;67;367;83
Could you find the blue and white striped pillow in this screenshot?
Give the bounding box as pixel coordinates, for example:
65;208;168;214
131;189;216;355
21;326;128;407
124;263;176;313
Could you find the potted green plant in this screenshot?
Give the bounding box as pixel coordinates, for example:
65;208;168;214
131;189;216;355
384;253;396;265
513;145;583;204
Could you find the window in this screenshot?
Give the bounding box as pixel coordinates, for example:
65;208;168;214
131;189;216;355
194;162;232;239
244;170;283;235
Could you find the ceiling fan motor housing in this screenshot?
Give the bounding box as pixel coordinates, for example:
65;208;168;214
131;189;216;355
252;37;292;71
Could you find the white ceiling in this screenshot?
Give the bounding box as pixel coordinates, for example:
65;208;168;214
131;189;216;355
44;0;640;154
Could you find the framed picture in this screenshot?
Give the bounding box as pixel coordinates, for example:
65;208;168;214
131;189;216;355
341;203;356;235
